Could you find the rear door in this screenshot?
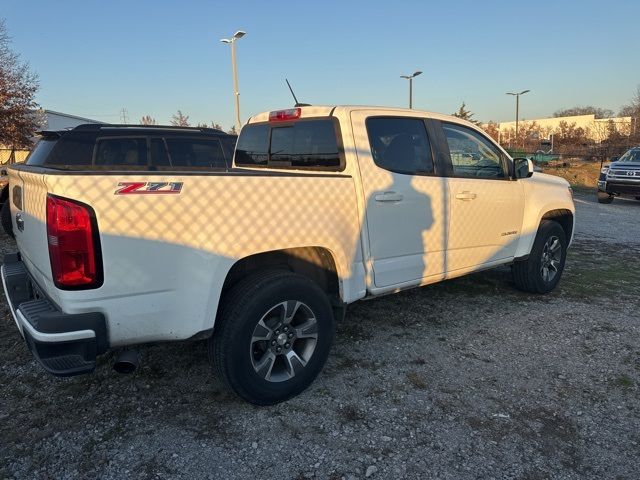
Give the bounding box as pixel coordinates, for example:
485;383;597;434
437;121;524;272
351;111;448;290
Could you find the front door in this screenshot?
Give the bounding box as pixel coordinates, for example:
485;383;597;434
438;121;524;272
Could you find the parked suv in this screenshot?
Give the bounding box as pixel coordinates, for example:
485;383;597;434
597;147;640;203
0;124;237;237
2;108;574;405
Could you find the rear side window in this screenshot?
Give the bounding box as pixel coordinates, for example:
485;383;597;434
94;138;147;166
25;138;58;165
37;132;97;166
235;119;342;170
366;117;434;175
165;138;226;169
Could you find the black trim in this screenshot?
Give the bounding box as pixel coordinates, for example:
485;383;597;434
8;163;352;179
2;253;108;377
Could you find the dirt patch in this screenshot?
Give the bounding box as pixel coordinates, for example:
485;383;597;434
541;159;601;189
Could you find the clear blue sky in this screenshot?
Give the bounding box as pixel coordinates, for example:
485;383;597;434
2;0;639;128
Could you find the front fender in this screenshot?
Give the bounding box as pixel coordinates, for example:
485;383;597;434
514;173;575;258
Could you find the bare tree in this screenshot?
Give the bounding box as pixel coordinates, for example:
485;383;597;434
228;125;237;135
170;110;190;127
0;19;40;149
140;115;157;125
210;122;223;131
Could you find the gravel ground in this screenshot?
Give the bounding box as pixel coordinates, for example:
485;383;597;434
1;192;639;480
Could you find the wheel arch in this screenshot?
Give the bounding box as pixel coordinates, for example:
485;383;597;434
541;209;574;243
221;246;342;306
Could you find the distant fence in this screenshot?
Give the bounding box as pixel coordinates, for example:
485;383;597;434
0;149;30;165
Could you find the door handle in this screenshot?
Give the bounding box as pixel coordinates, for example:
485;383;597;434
455;191;477;201
374;191;404;202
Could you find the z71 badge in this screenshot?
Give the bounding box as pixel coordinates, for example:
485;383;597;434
114;182;184;195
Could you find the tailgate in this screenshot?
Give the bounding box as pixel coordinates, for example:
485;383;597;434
10;168;53;292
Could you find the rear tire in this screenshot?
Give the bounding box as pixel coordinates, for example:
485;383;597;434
1;201;13;238
209;270;335;405
512;220;567;294
597;190;614;204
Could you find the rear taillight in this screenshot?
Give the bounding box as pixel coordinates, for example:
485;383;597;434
46;194;102;289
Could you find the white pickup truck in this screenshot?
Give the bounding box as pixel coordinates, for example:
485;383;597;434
2;106;575;404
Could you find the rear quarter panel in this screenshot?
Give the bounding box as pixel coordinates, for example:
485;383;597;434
24;171;361;346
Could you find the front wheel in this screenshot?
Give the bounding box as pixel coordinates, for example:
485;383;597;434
209;270;335;405
512;220;567;294
597;190;614;204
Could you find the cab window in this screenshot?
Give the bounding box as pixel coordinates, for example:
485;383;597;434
442;123;506;178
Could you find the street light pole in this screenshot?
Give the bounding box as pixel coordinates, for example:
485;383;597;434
401;71;422;109
221;30;246;132
506;89;530;148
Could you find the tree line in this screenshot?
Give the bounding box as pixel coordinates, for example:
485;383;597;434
140;111;237;134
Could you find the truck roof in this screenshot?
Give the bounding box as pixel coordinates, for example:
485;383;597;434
246;105;480;128
39;123;232;138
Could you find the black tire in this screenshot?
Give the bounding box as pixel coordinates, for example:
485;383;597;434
597;190;614;204
1;201;13;238
209;270;334;405
512;220;567;294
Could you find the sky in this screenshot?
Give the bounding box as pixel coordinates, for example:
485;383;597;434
1;0;639;129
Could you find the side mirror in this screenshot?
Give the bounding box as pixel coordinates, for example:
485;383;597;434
513;157;534;179
610;155;619;162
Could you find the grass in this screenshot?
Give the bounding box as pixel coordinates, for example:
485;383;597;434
614;374;634;388
406;371;428;390
560;240;640;299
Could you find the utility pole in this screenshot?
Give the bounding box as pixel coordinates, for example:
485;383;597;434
120;108;129;124
400;71;422;109
506;90;530;148
220;30;246;132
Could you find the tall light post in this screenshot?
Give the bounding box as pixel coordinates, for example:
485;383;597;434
400;71;422;109
506;89;530;147
220;30;246;132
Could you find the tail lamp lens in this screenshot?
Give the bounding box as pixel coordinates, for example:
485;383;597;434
46;195;102;289
269;108;301;122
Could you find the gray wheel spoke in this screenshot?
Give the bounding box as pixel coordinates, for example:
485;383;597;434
542;266;549;281
549;238;561;254
282;300;301;324
284;350;306;378
251;319;272;343
549;259;560;272
254;351;276;380
294;318;318;339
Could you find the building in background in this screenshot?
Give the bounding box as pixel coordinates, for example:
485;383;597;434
40;109;105;131
1;109;105;164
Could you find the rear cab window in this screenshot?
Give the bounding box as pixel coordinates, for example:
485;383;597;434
235;118;343;171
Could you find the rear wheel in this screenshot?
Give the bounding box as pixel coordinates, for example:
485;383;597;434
210;270;334;405
597;190;614;204
513;220;567;294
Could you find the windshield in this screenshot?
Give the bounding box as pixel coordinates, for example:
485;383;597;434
617;148;640;163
